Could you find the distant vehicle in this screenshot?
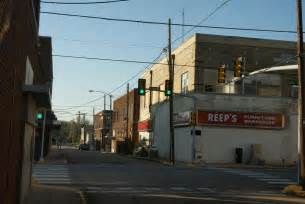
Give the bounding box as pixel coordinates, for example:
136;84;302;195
79;143;90;151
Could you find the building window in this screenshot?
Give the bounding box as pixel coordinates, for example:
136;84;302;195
181;72;189;93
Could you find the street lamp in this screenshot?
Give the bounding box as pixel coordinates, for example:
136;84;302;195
89;90;113;110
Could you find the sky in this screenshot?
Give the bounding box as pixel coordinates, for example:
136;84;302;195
38;0;302;121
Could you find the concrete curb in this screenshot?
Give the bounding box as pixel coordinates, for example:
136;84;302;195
211;163;296;170
131;156;202;168
131;156;296;170
283;184;305;198
32;184;88;204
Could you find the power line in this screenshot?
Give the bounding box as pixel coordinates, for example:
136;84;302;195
109;50;165;94
41;0;129;5
62;50;164;104
54;37;164;49
41;11;298;34
52;53;195;67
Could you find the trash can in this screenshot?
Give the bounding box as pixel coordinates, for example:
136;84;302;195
235;148;243;164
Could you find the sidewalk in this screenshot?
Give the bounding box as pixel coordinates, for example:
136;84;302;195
132;155;297;170
34;146;68;164
28;184;86;204
28;148;87;204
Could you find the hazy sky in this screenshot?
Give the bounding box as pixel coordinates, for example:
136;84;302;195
39;0;301;121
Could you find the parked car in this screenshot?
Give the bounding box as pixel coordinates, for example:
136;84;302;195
78;143;90;151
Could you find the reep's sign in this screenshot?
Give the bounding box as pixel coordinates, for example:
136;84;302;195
197;111;285;129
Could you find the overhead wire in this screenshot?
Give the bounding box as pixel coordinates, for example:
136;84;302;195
54;37;164;49
108;49;165;94
41;11;298;34
41;0;129;5
52;54;196;67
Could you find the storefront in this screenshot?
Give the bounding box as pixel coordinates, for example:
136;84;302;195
152;94;298;165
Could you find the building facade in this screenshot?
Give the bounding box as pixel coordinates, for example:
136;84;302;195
138;33;296;144
94;110;113;152
152;93;297;165
0;1;53;203
112;89;140;153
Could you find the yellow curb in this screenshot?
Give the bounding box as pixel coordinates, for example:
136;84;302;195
31;177;39;185
283;184;305;197
32;184;88;204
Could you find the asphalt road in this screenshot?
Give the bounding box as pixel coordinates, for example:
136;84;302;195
33;149;305;204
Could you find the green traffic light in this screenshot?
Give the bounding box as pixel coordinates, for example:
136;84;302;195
139;89;145;95
36;113;43;120
165;90;172;96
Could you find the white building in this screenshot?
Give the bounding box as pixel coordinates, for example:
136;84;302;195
152;93;297;165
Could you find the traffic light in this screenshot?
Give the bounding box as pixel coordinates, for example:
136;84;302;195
234;57;243;78
138;79;146;96
165;79;173;96
218;64;226;83
36;112;43;120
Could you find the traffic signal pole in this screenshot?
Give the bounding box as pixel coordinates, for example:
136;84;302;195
168;18;175;164
296;0;305;187
126;83;130;153
39;109;47;161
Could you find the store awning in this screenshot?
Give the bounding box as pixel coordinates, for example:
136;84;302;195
22;84;51;108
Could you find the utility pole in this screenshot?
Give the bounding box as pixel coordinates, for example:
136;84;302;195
168;18;175;164
77;111;80;144
104;94;106;110
125;83;130;153
109;95;113;110
297;0;305;186
93;107;95;146
149;70;153;146
182;9;185;43
76;112;87;144
242;57;247;95
83;113;86;144
39;109;47;161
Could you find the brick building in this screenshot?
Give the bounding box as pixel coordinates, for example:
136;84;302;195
139;33;296;143
112;89;140;153
0;1;53;203
94;110;113;152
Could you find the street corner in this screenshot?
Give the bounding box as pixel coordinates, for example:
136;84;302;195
283;184;305;197
29;184;87;204
31;176;40;186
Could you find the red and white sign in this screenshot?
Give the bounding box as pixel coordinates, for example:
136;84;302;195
137;120;151;132
197;111;285;129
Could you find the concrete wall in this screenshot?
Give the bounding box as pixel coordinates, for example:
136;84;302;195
199;116;297;164
152;93;297;164
20;96;36;204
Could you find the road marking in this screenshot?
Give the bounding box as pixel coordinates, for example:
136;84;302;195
32;164;71;185
259;178;292;181
268;181;297;185
197;188;215;193
83;186;218;194
144;187;161;191
211;167;296;187
116;187;134;191
170;187;189;191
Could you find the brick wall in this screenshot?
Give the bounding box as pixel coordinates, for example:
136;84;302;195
113;89;140;145
0;1;42;203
